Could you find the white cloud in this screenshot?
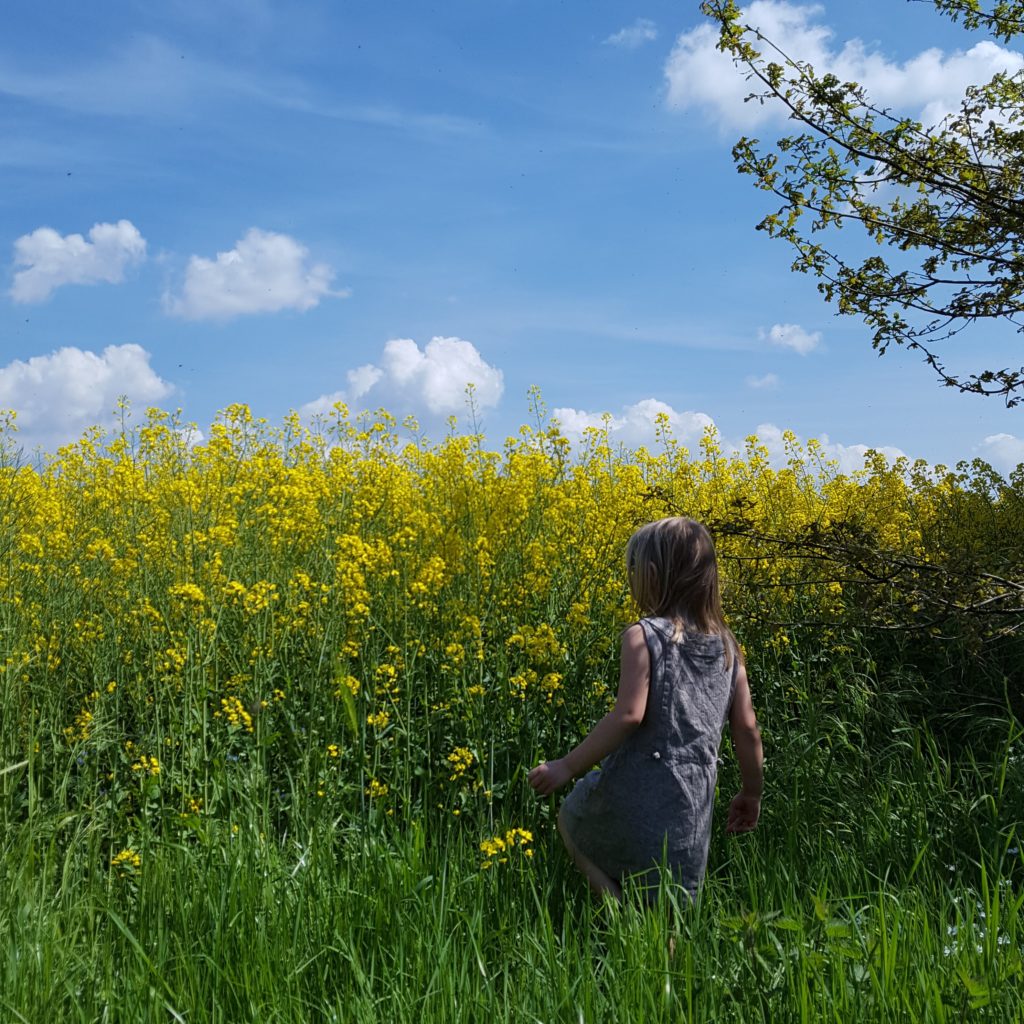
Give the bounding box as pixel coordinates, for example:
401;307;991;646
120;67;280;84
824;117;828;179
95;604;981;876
976;433;1024;475
746;372;780;390
665;1;1024;130
547;399;908;471
165;228;342;320
0;344;172;451
605;19;658;49
553;398;715;449
300;336;504;421
379;338;504;414
346;363;384;400
760;322;821;354
10;220;146;303
749;421;906;474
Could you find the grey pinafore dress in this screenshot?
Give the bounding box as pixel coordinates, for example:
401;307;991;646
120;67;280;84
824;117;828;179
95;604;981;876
559;616;737;895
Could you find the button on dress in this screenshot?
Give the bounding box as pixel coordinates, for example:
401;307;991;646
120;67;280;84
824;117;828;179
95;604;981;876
559;616;738;896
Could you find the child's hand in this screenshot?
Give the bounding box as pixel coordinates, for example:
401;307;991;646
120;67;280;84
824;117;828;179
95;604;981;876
726;791;760;833
527;758;573;796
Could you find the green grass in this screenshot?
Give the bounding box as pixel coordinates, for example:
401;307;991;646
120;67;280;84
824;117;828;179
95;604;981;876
2;701;1022;1023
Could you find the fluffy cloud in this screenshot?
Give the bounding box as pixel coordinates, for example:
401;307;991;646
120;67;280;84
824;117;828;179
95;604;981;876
605;19;658;49
0;344;172;452
345;363;384;400
548;397;908;471
300;336;504;421
760;323;820;354
10;220;146;303
165;228;342;320
553;398;715;450
746;372;780;390
749;422;906;474
976;432;1024;475
665;1;1024;130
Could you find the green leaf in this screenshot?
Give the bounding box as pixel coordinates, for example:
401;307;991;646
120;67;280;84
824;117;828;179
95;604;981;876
336;678;359;738
773;917;802;931
812;894;829;922
956;965;991;1006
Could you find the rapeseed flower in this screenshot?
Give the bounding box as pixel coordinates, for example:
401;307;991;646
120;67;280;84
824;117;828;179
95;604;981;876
480;828;534;868
0;398;994;852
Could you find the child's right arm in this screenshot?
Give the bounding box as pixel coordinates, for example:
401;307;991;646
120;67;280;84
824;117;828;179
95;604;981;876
726;660;763;833
527;623;649;797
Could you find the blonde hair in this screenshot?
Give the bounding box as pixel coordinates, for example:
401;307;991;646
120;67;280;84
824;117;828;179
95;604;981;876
626;517;739;667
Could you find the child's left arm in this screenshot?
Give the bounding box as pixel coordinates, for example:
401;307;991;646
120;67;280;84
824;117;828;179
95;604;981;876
528;623;650;796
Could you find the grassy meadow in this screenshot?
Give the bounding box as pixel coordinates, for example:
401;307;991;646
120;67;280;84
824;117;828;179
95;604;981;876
1;401;1022;1022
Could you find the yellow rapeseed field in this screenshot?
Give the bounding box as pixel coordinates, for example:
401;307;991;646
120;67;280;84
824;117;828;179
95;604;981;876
0;400;1019;864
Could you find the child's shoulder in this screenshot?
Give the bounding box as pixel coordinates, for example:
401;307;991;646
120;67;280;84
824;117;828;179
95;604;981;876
641;617;732;663
639;615;720;641
634;614;675;630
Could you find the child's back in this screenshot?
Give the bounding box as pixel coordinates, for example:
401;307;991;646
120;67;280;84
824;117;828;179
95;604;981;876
528;517;762;903
558;615;735;896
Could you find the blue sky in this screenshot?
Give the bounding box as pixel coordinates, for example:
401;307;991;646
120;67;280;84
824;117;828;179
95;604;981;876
2;0;1023;473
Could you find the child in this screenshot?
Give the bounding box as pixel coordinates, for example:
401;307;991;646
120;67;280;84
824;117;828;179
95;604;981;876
528;517;763;903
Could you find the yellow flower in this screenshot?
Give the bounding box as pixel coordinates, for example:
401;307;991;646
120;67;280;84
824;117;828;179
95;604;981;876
215;695;254;733
111;848;142;871
168;582;206;605
242;580;278;615
335;675;360;698
446;746;475;780
130;755;161;776
479;827;533;868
